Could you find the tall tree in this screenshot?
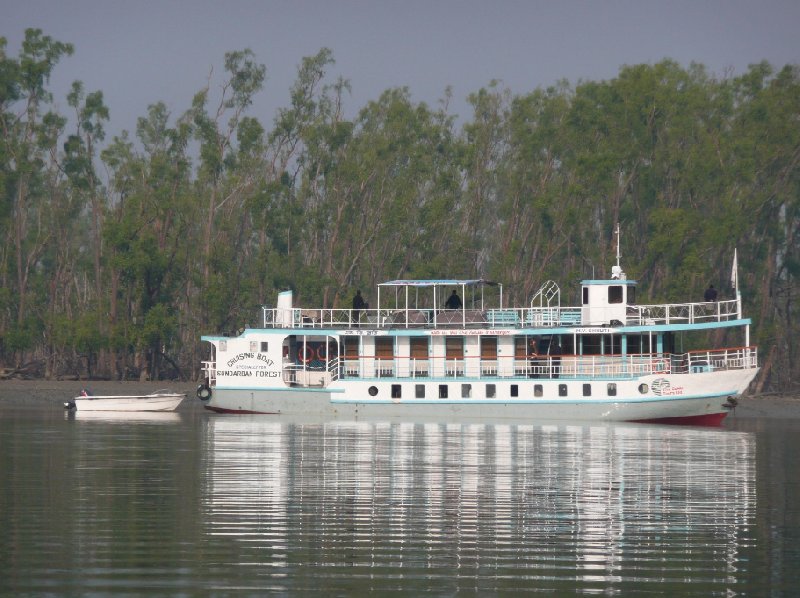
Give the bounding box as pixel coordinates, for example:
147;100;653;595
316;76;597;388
0;29;73;365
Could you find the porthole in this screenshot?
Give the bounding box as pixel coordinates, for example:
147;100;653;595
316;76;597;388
638;383;649;394
368;386;378;396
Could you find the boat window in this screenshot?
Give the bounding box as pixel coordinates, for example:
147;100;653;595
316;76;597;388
534;384;543;397
559;384;568;397
220;340;227;352
368;386;378;396
461;384;472;398
627;334;642;355
486;384;496;398
638;383;649;394
480;336;497;358
415;384;425;398
445;337;464;359
607;383;617;396
260;342;268;352
583;383;591;396
375;337;394;360
250;341;258;352
582;334;603;355
582;287;589;305
391;384;401;398
510;384;518;398
343;336;360;358
514;337;528;358
627;287;636;304
439;384;448;398
608;286;623;304
410;337;429;358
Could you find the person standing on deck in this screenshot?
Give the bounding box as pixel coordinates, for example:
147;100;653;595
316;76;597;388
445;290;462;310
704;284;718;302
352;290;366;325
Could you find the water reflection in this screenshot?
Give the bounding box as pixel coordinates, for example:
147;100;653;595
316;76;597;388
65;410;182;423
201;418;756;592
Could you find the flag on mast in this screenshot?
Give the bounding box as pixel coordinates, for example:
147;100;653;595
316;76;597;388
730;248;738;291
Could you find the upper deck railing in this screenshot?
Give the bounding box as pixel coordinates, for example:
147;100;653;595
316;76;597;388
202;347;758;385
261;298;742;330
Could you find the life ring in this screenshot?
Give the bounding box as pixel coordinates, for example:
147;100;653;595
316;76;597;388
298;345;314;364
317;345;328;361
197;384;212;401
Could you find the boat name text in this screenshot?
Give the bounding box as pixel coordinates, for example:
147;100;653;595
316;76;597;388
227;352;274;368
216;369;280;378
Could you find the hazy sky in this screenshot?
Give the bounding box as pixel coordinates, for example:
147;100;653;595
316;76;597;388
5;0;800;139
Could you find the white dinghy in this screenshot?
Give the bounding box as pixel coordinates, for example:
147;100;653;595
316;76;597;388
64;390;185;412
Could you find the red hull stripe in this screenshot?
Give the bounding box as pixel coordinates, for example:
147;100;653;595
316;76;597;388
203;406;278;415
630;412;728;427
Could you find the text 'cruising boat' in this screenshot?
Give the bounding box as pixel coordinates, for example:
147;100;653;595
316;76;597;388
197;241;758;425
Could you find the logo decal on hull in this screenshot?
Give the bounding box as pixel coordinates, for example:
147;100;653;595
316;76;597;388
651;378;685;396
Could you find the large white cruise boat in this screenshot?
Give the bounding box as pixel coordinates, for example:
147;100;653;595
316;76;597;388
197;247;758;425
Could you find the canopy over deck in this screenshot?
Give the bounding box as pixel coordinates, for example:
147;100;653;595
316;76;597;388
378;279;499;288
377;279;503;312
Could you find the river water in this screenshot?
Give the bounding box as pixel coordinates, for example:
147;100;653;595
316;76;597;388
1;394;799;595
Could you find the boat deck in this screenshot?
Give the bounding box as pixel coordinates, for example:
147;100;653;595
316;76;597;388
263;299;741;330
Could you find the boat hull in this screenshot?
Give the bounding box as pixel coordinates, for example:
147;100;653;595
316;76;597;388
201;369;757;425
69;394;185;412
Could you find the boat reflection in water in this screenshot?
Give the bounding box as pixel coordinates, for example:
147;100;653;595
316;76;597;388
199;416;756;592
65;410;183;423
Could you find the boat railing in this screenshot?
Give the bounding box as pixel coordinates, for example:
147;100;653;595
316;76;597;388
282;357;342;387
261;298;742;330
625;299;739;326
201;360;216;385
332;347;757;381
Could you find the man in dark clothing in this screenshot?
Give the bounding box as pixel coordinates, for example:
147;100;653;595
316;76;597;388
444;290;462;310
352;290;366;324
704;284;718;302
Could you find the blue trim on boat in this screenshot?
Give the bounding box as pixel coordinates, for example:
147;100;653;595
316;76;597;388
581;279;638;285
214;385;344;394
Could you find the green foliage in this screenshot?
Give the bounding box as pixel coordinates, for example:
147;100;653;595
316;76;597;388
0;31;797;390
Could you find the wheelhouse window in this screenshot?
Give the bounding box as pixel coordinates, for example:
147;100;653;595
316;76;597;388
608;285;624;304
